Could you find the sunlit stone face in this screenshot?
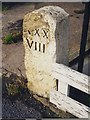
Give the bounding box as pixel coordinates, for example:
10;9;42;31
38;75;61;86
23;6;69;98
26;27;50;53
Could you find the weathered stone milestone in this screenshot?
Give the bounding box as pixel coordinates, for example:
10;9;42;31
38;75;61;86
23;6;69;98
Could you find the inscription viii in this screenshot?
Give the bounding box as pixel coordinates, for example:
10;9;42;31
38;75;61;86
26;28;50;53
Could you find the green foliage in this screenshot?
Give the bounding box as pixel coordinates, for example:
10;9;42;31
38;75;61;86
3;32;22;44
3;72;28;97
4;34;14;44
6;84;20;96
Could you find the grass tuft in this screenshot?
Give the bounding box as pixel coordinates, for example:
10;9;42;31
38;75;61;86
4;34;14;44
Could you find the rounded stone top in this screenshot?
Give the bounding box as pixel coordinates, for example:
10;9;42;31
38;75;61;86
37;6;69;17
24;6;69;22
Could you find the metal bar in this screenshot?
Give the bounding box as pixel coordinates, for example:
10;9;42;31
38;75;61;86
69;49;90;67
78;2;90;73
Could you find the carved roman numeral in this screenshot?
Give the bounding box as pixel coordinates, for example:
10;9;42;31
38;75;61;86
39;43;41;52
28;30;31;34
28;29;49;39
26;38;46;53
35;42;37;50
26;38;34;49
43;30;48;39
43;44;45;53
34;29;40;37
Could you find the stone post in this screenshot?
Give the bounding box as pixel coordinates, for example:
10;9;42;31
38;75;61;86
23;6;69;98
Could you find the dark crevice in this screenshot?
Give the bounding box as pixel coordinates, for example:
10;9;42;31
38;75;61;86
68;85;90;107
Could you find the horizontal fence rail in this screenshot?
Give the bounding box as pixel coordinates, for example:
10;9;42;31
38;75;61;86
50;63;90;118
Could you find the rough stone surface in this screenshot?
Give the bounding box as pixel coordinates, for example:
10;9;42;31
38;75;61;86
23;6;69;98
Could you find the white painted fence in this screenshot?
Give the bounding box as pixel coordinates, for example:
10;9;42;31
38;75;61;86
50;63;90;118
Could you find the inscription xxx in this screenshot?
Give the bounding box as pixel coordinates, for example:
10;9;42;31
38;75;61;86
28;28;49;38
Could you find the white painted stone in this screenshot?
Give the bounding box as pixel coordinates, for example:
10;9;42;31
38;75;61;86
23;6;69;98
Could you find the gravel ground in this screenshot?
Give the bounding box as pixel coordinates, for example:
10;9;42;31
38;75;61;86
2;96;58;119
2;98;41;119
2;72;59;119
